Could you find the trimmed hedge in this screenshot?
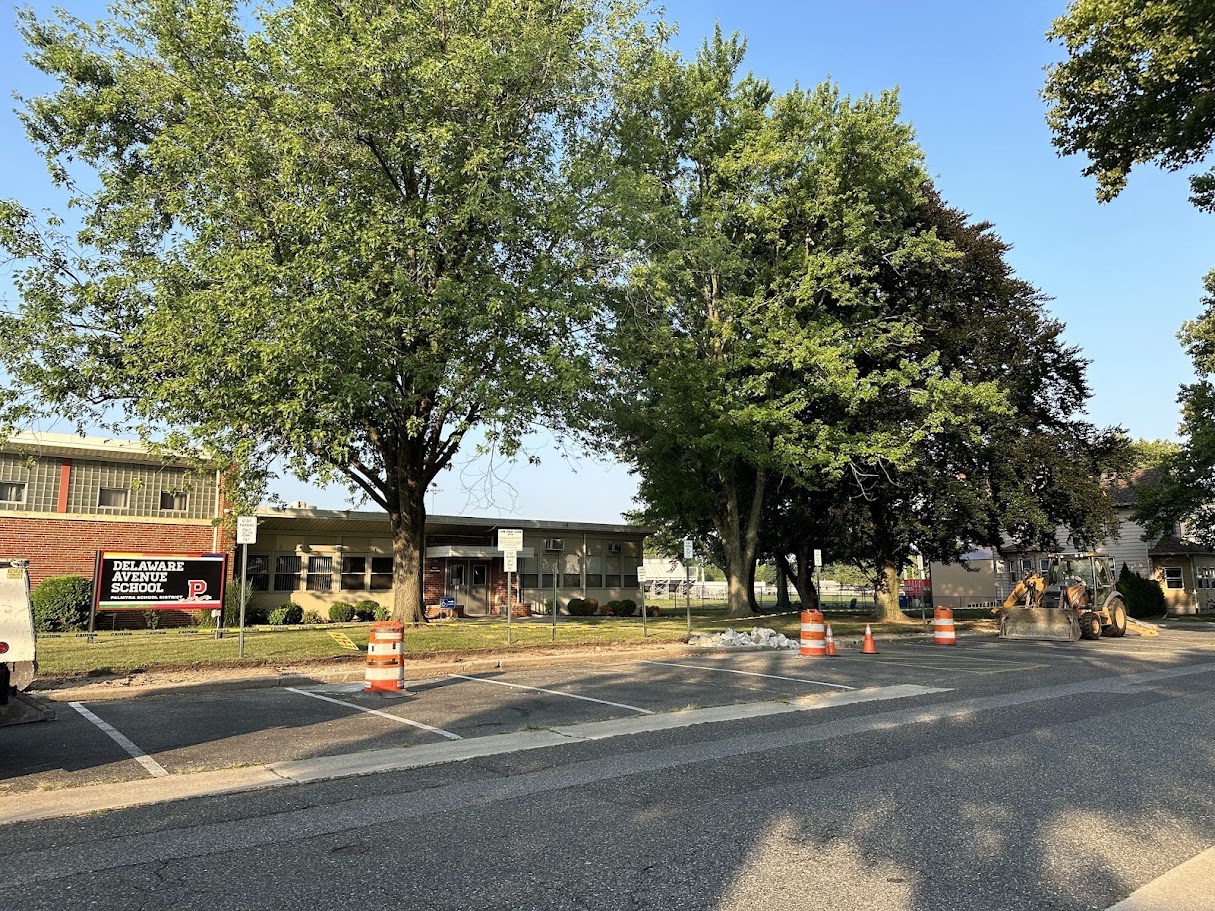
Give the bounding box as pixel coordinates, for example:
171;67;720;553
566;597;593;616
354;599;382;621
329;602;357;622
268;602;304;625
30;575;93;632
618;598;637;617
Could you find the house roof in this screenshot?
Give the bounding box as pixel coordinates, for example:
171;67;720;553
1148;535;1212;556
1104;468;1163;508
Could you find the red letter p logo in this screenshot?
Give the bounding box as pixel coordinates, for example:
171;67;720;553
187;580;208;600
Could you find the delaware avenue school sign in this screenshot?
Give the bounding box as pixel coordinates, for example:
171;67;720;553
94;551;228;610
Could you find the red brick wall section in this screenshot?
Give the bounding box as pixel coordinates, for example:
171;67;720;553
423;559;445;605
0;517;228;584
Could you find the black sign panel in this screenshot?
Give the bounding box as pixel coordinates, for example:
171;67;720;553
94;551;228;610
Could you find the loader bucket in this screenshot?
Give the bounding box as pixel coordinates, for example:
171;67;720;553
998;608;1080;642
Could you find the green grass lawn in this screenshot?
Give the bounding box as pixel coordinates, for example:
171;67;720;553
34;599;975;678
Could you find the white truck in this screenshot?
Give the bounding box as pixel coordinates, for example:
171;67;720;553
1;559;53;725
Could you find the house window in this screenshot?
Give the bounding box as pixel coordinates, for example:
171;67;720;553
1163;566;1184;590
0;482;25;503
1038;558;1051;573
341;556;367;591
98;487;129;508
306;556;334;592
159;490;189;511
274;555;303;591
369;556;394;591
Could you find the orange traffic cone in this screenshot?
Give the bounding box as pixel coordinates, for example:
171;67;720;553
861;623;878;655
824;624;838;657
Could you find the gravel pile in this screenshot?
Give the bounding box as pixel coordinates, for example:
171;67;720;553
688;627;799;650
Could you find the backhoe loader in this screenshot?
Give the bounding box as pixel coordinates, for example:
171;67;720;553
995;552;1154;642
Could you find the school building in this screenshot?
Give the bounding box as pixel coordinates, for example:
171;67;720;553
0;432;647;616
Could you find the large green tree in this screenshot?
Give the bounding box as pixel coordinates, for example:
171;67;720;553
604;32;996;618
1044;0;1215;209
0;0;651;622
1044;0;1215;543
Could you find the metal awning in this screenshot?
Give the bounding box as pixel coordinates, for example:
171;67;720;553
425;545;536;559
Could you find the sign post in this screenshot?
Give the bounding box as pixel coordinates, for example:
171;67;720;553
236;516;258;658
683;539;694;635
637;563;648;638
497;529;523;646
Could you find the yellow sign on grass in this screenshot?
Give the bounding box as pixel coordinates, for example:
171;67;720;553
327;631;360;651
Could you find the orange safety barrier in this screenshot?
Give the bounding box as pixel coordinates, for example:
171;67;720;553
800;609;826;657
364;620;406;693
824;623;838;657
861;623;878;655
933;607;957;645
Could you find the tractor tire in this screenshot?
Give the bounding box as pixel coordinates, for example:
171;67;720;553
1079;611;1102;640
1103;600;1128;638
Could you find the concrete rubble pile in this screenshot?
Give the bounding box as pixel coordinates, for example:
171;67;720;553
688;627;799;650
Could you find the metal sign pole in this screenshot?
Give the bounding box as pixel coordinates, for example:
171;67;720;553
506;568;512;646
552;561;558;643
238;541;248;658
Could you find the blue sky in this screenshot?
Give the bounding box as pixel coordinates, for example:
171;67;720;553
2;1;1210;522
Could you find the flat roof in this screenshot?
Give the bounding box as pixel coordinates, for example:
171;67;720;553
1;431;205;467
253;506;653;537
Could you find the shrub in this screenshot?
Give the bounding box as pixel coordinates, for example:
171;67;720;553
606;599;623;615
329;602;356;622
1117;563;1167;619
30;575;93;632
566;597;592;616
354;599;382;621
268;602;304;625
618;599;637;617
374;604;392;621
302;610;325;625
584;597;600;614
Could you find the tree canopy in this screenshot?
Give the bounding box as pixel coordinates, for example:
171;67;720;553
1044;0;1215;209
0;0;651;621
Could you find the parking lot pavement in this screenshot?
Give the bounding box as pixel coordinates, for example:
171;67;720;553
3;630;1209;805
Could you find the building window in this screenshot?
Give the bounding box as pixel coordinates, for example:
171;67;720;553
159;490;189;511
1163;566;1184;590
561;553;580;588
274;555;303;591
585;555;604;588
341;556;367;591
369;556;394;591
98;487;129;508
306;556;334;592
0;481;25;503
604;555;622;588
242;554;270;592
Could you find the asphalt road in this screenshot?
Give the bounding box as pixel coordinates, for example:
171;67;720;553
4;627;1215;911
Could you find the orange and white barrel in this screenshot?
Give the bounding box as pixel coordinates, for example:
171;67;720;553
933;607;957;645
800;609;826;657
364;621;406;692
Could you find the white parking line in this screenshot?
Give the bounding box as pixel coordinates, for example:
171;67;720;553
448;674;654;715
285;688;462;740
641;660;856;690
70;703;169;778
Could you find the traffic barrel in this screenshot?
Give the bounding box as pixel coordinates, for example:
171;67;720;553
363;621;406;693
800;609;826;657
933;607;957;645
861;623;878;654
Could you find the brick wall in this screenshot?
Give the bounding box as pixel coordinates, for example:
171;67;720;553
0;516;227;584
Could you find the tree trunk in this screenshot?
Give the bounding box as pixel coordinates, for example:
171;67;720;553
774;552;794;611
791;543;819;611
388;458;429;626
873;556;906;622
717;467;766;618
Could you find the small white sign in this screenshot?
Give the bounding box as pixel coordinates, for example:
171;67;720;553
683;538;694;560
637;564;647;583
498;528;524;554
813;549;823;568
503;552;518;573
236;516;258;545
